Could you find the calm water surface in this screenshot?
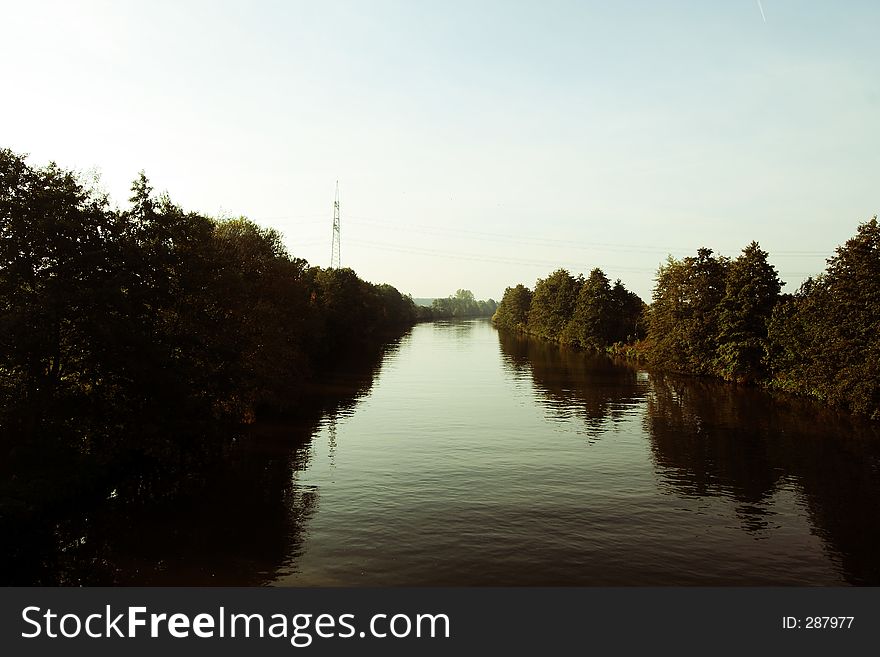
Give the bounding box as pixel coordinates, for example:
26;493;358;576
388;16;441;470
263;319;880;585
48;318;880;585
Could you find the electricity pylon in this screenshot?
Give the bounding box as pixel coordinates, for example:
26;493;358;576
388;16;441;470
330;181;341;269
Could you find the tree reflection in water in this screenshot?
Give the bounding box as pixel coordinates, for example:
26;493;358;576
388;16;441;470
498;330;880;585
498;330;647;442
12;324;880;585
645;372;880;584
5;336;407;585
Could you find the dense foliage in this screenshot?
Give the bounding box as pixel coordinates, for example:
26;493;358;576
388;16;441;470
0;149;417;521
764;219;880;417
492;268;646;349
647;224;880;418
415;289;497;320
649;248;731;376
494;221;880;420
491;284;532;332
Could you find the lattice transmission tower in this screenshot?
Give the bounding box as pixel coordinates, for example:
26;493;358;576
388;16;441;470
330;180;341;269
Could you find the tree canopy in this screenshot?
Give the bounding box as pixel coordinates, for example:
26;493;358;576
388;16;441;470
765;218;880;417
0;148;419;528
492;267;646;350
417;289;497;320
495;219;880;419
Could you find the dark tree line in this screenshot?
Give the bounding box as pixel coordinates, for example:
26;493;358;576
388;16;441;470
493;219;880;420
649;242;780;381
648;223;880;418
416;289;497;321
0;149;418;523
647;223;880;419
764;220;880;417
492;268;646;350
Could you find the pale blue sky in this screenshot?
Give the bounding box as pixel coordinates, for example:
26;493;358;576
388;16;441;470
1;0;877;300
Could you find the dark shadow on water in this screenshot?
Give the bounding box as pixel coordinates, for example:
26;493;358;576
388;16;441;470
497;329;880;584
2;333;409;585
645;372;880;584
12;322;880;585
497;330;648;441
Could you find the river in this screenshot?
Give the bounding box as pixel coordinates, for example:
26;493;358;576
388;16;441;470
276;318;880;585
29;318;880;585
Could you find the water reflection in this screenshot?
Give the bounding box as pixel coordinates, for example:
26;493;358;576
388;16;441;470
646;373;880;584
498;331;648;441
431;318;480;347
11;323;880;586
500;330;880;584
6;335;407;585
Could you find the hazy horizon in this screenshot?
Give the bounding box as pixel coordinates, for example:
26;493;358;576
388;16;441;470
2;0;878;301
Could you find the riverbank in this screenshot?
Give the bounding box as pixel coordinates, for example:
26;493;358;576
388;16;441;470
493;218;880;420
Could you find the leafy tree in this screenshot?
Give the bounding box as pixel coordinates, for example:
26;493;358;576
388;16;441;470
767;218;880;417
562;268;613;349
713;242;782;382
648;248;729;374
429;289;495;319
609;279;647;344
375;284;418;328
492;284;532;331
648;256;691;371
0;150;117;398
495;270;644;352
0;148;130;485
765;285;815;394
453;288;478;316
527;269;582;341
0;148;422;535
477;298;498;316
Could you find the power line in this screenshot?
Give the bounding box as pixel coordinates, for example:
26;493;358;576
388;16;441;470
250;213;327;222
343;214;833;258
252;210;837;259
345;237;822;280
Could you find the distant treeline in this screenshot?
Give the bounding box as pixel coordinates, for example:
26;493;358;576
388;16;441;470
493;219;880;420
415;289;497;321
0;149;418;516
